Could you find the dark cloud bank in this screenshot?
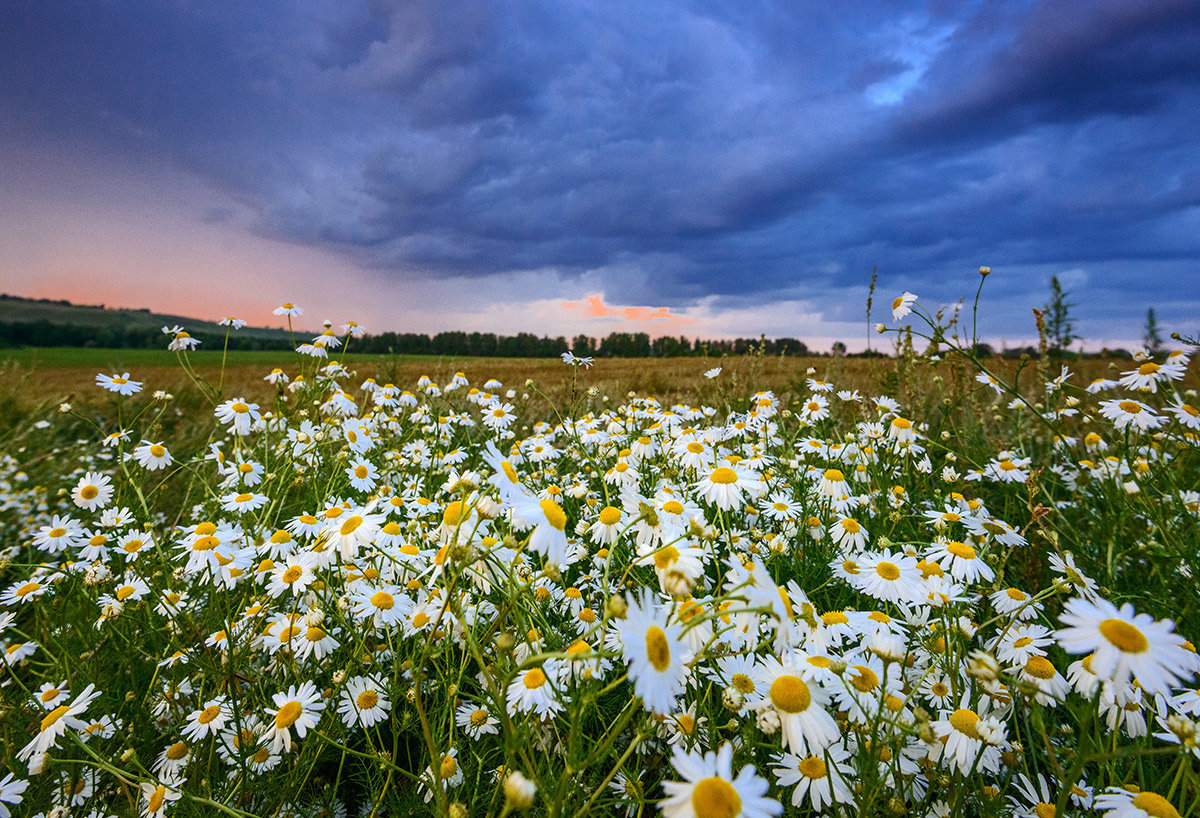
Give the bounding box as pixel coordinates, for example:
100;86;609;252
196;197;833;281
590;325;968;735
3;0;1199;338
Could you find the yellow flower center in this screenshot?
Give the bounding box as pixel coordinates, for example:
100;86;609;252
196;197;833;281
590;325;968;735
470;708;488;726
769;674;811;713
840;519;861;534
340;516;364;536
645;626;671;672
274;701;303;730
654;546;680;570
192;536;219;551
1100;618;1149;653
198;705;221;725
1131;792;1179;818
875;561;900;581
1034;804;1056;818
1119;400;1143;414
441;755;458;779
692;777;742;818
949;708;981;740
710;467;738;484
371;592;394;610
824;468;844;482
48;527;67;538
662;500;685;515
523;668;547;689
686;441;705;453
357;690;379;710
79;485;99;500
41;705;71;732
148;786;167;813
1025;657;1057;680
540;499;567;530
282;566;303;584
946;541;976;560
799;756;828;779
598;506;621;526
116;585;136;601
850;665;879;693
166;741;188;760
15;582;40;598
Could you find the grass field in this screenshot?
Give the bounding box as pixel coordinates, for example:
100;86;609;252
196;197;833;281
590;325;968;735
0;344;1163;413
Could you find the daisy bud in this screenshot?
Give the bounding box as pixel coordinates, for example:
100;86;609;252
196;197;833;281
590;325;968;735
606;594;628;619
59;403;71;413
967;650;1001;682
496;632;515;652
875;323;886;333
449;803;468;818
121;748;136;762
979;266;991;276
503;771;537;810
662;569;694;597
332;670;346;685
721;685;745;712
755;707;781;735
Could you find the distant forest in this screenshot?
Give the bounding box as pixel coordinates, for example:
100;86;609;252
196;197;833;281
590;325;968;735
0;318;1141;360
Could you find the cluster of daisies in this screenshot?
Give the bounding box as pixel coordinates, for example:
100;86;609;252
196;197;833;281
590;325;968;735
0;308;1198;817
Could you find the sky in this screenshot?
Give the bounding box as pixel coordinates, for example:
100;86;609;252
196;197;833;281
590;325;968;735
2;0;1199;349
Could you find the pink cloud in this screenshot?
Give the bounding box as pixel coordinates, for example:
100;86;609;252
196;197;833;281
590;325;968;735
559;294;698;332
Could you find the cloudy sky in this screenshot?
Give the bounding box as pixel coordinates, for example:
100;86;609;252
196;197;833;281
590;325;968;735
2;0;1198;348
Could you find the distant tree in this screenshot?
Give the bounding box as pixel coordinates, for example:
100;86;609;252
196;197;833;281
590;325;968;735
1045;276;1077;356
1143;308;1164;356
831;341;847;356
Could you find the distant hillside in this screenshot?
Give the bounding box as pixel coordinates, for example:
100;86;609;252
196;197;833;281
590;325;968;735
0;294;296;341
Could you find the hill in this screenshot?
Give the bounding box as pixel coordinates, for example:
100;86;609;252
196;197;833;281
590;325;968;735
0;294;297;341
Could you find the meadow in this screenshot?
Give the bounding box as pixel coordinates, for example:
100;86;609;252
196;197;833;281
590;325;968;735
0;294;1198;817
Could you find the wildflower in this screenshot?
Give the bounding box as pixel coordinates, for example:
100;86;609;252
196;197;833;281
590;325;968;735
1056;596;1194;695
696;465;766;511
506;661;563;718
773;742;855;813
561;351;594;368
618;589;691;715
95;372;142;395
71;471;114;511
1093;787;1180;818
0;772;29;818
18;683;101;763
456;702;499;738
273;302;304;316
891;292;917;322
133;441;174;470
1098;399;1163;432
339;676;391;728
503;771;538;810
264;681;324;753
214;397;262;436
748;656;839;755
704;367;722;379
141;780;183;817
182;698;230;741
166;329;200;351
661;741;782;818
932;700;1006;774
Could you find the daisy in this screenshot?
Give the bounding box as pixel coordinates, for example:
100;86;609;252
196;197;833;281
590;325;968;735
266;553;319;598
141;780;183;818
264;681;324;753
925;540;994;584
456;701;500;739
0;772;29;818
829;517;868;550
661;742;782;818
849;551;922;605
990;587;1040;621
1055;596;1194;695
33;680;69;709
182;697;230;741
748;656;840;755
274;302;304;316
323;508;385;560
506;660;563;718
1098;399;1164;432
214;398;261;436
346;459;378;492
133;441;174;471
18;683;101;762
1093;787;1180;818
618;589;691;715
510;492;572;566
891;292;917;322
696;465;766;511
931;700;1005;774
816;468;848;498
1;578;48;606
339;676;391;728
222;491;268;514
72;471;114;511
96;372;142;395
773;742;855;813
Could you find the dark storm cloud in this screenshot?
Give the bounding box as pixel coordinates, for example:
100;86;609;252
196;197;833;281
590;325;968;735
2;0;1199;337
